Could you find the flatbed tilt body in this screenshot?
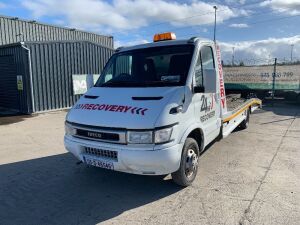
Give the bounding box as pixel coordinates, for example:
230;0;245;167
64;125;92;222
222;96;262;137
64;33;262;186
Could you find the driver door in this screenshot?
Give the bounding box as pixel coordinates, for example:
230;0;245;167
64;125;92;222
193;45;220;143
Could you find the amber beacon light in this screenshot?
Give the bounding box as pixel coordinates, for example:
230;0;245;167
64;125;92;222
153;32;176;42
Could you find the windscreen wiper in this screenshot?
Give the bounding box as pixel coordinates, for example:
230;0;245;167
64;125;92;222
142;80;180;87
99;80;181;87
99;80;139;87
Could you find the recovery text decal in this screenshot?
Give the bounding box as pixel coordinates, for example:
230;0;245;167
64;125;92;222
74;103;148;116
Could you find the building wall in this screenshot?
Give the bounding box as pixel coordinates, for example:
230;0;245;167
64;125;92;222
0;15;114;48
0;41;114;114
0;44;32;113
27;41;114;112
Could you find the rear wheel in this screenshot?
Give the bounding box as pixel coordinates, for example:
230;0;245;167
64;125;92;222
256;91;265;100
240;108;250;129
297;94;300;104
172;138;199;187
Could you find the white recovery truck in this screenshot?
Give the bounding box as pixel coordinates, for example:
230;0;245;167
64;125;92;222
64;33;262;186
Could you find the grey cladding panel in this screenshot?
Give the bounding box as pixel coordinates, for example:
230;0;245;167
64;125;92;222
0;16;113;48
0;44;32;113
27;41;114;112
0;55;19;110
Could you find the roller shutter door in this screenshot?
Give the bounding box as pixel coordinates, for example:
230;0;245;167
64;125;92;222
0;55;19;111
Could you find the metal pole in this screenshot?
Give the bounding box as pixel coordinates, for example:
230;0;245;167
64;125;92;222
291;44;294;62
21;44;35;113
232;47;235;66
213;6;217;43
272;58;277;106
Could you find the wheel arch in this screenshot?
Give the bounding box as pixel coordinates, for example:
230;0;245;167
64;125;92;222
180;125;205;152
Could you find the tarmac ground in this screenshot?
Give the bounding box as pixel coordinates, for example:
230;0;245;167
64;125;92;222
0;102;299;225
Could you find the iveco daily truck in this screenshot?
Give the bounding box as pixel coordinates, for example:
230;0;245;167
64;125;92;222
64;32;261;186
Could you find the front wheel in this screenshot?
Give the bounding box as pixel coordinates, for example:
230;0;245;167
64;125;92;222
172;138;199;187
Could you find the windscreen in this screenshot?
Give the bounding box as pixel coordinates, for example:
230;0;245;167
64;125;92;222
96;45;194;87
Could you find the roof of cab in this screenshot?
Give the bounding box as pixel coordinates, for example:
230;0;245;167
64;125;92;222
117;37;213;52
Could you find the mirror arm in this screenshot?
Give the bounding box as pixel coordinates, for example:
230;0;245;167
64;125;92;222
193;86;205;93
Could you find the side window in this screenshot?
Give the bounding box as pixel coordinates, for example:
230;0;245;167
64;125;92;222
103;63;113;82
201;46;217;93
195;53;203;87
201;46;215;70
101;55;132;83
115;55;132;76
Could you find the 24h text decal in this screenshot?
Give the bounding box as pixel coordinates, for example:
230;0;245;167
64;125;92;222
74;103;148;116
200;94;216;122
200;94;214;112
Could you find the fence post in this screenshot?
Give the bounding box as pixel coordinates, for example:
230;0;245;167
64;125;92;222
272;58;277;106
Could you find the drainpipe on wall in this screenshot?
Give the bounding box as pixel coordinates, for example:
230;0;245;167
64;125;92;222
21;42;35;113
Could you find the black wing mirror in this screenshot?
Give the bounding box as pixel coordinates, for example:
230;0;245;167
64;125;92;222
193;86;205;93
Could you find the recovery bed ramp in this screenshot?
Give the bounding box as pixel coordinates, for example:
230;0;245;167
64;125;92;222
222;98;262;137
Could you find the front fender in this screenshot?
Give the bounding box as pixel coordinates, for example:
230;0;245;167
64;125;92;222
179;122;205;151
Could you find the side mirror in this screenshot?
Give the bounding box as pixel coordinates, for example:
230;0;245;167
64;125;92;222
193;86;205;93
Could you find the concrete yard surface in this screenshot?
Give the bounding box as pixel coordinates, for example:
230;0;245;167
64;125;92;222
0;103;299;225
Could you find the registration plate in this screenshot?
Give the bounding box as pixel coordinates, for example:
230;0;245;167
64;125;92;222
83;156;114;170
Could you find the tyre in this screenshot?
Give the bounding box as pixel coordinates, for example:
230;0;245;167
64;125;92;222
172;138;199;187
285;92;297;101
216;125;223;141
241;91;248;99
297;94;300;104
256;91;265;100
240;108;250;129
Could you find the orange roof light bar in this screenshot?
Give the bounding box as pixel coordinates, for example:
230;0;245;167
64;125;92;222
153;32;176;42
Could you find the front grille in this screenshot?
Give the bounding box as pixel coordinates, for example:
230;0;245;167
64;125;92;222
85;147;118;160
67;122;126;144
76;129;119;142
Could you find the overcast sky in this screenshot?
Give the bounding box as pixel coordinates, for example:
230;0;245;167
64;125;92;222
0;0;299;62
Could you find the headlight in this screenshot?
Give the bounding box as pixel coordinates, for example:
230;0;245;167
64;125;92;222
127;131;153;144
65;122;76;136
127;127;174;144
154;127;173;144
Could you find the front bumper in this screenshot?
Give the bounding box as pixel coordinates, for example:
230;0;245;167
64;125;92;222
64;135;182;175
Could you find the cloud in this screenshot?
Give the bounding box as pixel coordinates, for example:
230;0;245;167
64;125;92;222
225;0;246;5
0;2;7;8
202;28;208;33
22;0;246;32
52;19;66;26
219;35;300;63
114;35;300;63
114;35;300;62
229;23;249;28
114;39;149;48
261;0;300;15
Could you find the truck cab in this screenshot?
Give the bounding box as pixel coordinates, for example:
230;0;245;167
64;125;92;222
64;33;261;186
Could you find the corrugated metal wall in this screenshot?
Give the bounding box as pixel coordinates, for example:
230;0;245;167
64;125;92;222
0;15;114;48
27;41;114;112
0;44;32;113
116;55;131;75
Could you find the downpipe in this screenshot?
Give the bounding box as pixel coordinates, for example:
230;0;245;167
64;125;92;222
21;43;35;113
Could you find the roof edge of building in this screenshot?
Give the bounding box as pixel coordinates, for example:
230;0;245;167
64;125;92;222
0;14;113;39
0;40;115;51
0;42;23;49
